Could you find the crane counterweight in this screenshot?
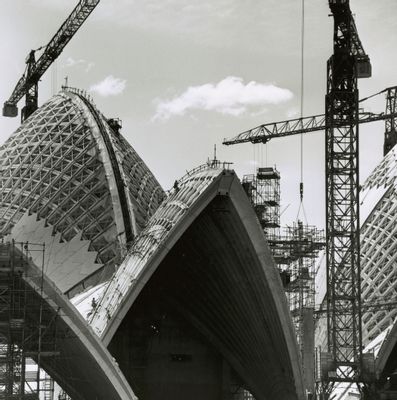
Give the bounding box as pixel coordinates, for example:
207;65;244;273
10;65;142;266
2;103;18;118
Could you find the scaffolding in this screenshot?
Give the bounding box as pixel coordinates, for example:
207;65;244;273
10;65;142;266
268;222;325;348
0;241;60;400
243;168;325;389
242;167;280;235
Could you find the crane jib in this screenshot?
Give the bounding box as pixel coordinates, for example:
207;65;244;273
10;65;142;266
222;109;397;146
3;0;100;120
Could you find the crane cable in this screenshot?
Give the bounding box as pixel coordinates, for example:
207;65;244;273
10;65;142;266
297;0;308;224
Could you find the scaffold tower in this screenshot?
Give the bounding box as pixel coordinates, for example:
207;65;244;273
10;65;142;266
269;223;325;347
242;168;325;395
0;241;60;400
242;167;281;236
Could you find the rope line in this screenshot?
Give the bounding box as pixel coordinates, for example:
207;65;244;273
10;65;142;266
298;0;305;222
300;0;305;185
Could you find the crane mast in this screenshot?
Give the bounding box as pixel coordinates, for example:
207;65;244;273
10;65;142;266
2;0;100;122
325;0;369;385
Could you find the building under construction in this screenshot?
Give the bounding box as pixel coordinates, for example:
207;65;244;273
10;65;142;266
0;89;306;399
1;0;397;399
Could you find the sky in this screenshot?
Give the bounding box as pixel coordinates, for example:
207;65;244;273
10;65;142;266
1;0;396;230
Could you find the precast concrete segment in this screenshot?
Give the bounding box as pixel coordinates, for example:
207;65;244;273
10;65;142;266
66;90;134;246
89;164;227;339
90;164;305;400
5;212;102;293
0;243;136;400
0;89;164;294
359;146;397;343
66;89;165;237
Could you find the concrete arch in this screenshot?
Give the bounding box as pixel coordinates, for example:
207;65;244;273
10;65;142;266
0;242;136;400
90;164;305;400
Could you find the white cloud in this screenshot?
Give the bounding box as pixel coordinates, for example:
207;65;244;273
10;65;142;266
65;57;85;67
64;57;95;73
89;75;126;97
153;76;293;121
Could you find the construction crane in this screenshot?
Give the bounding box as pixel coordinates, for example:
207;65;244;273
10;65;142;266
223;86;397;157
224;0;381;397
2;0;100;122
324;0;368;390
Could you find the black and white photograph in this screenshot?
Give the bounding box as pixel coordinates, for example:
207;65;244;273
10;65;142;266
0;1;396;399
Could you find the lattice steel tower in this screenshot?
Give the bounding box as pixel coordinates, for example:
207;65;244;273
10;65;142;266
324;0;371;386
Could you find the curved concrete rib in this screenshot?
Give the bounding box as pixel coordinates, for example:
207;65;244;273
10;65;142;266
0;242;136;400
90;164;305;400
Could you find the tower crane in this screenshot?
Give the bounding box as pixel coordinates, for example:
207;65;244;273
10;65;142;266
224;0;385;397
2;0;100;122
324;0;368;389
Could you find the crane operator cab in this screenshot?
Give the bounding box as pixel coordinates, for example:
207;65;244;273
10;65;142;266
357;55;372;79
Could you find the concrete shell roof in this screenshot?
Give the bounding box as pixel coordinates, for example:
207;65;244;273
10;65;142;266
316;145;397;346
0;242;136;400
0;89;164;294
359;146;397;343
90;162;305;400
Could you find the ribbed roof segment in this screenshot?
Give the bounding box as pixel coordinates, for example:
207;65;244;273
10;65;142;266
90;162;305;400
89;163;225;337
0;90;164;293
360;146;397;342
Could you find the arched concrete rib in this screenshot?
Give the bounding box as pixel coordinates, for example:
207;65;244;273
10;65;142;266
90;164;305;400
0;242;136;400
0;89;164;294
